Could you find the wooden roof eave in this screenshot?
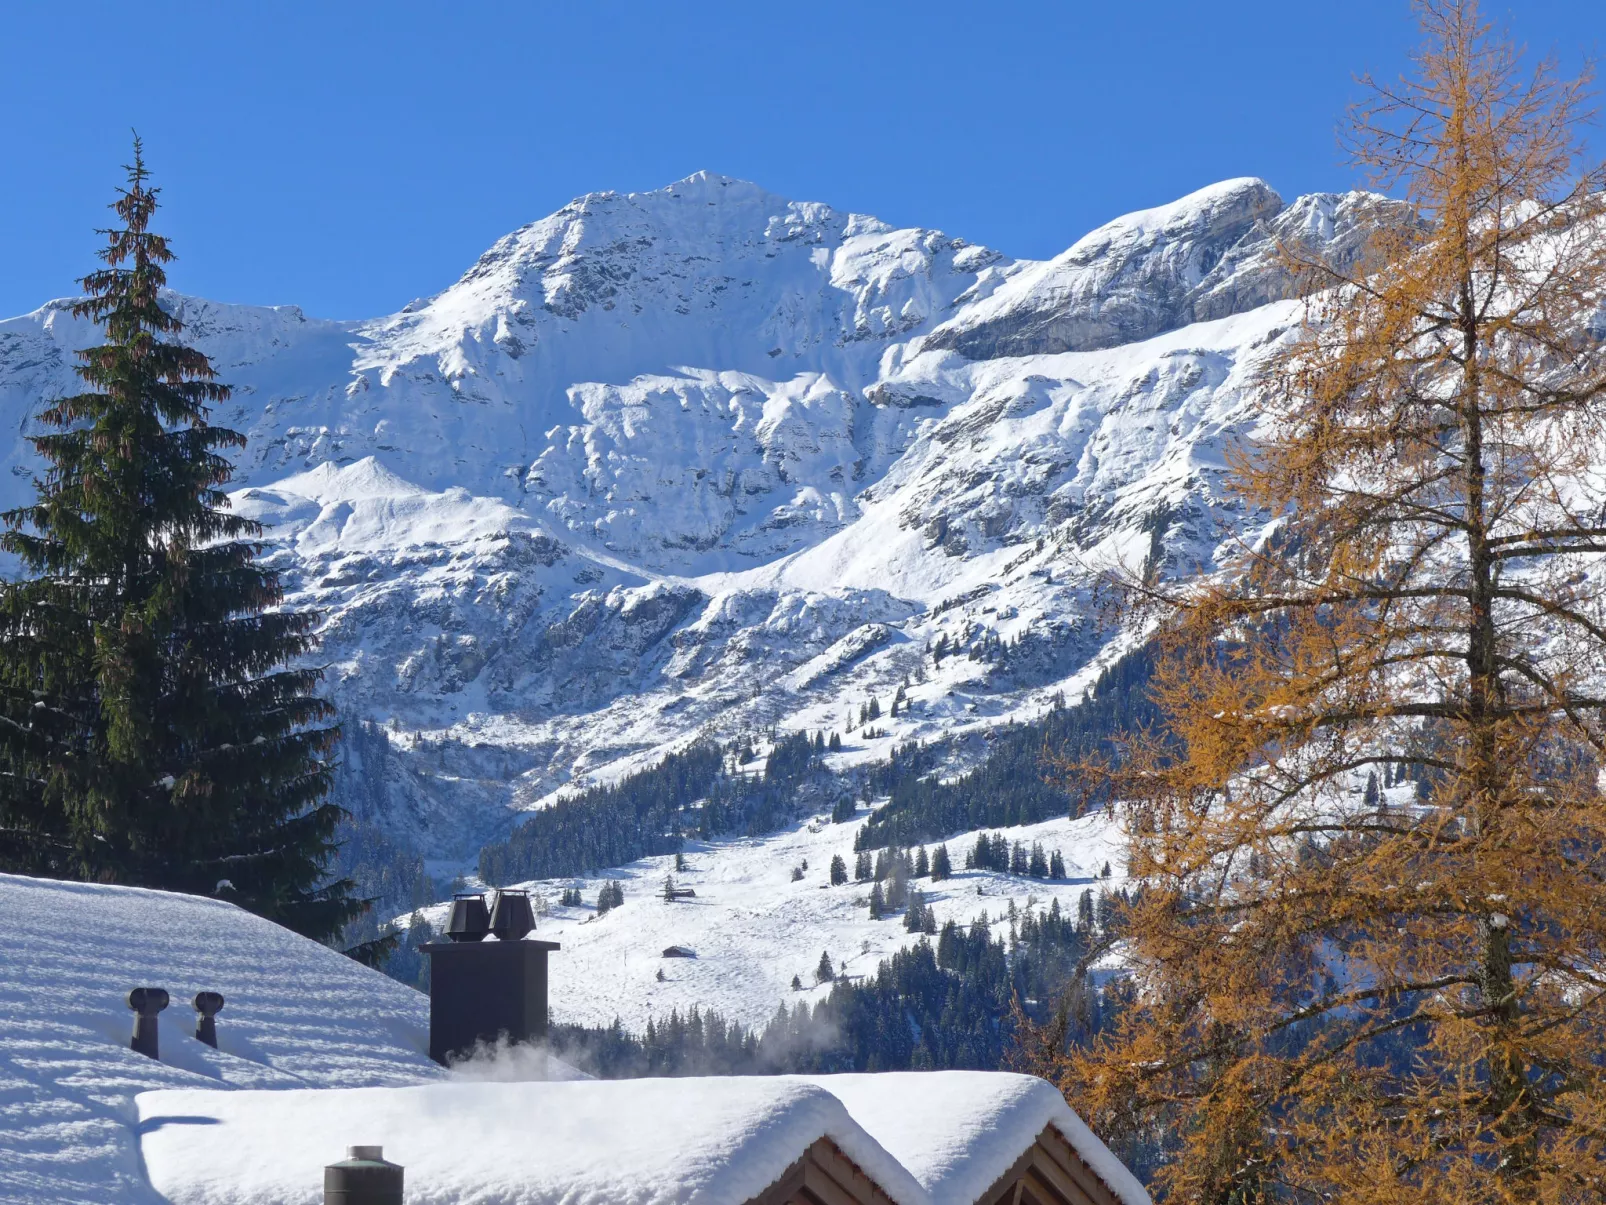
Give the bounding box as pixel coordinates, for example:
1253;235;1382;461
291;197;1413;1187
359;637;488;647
747;1135;906;1205
976;1123;1128;1205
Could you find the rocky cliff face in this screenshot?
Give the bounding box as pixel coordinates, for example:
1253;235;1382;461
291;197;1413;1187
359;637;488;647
0;172;1391;869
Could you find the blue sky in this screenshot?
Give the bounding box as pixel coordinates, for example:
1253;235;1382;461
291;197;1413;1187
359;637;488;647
1;1;1598;320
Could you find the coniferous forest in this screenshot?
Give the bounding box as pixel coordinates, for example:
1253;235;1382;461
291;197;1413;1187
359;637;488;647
853;646;1156;852
477;730;831;884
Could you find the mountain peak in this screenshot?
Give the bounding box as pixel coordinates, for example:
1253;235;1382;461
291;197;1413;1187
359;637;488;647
1063;177;1283;261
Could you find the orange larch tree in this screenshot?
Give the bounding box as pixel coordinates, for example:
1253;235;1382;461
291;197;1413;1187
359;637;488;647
1023;4;1606;1201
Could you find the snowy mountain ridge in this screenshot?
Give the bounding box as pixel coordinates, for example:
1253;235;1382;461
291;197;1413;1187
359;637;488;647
0;172;1392;876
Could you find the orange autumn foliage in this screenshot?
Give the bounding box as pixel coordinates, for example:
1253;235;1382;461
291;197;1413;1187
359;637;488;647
1020;4;1606;1201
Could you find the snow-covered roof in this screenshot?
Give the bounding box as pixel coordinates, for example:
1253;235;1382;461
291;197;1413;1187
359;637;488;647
0;872;1150;1205
0;872;442;1204
136;1077;932;1205
794;1072;1150;1205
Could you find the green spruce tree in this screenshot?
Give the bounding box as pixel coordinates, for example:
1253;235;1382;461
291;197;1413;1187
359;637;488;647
815;950;834;984
829;853;847;886
854;848;871;881
0;143;354;939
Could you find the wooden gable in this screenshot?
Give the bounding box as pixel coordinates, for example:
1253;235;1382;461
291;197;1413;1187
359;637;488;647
976;1122;1127;1205
748;1136;905;1205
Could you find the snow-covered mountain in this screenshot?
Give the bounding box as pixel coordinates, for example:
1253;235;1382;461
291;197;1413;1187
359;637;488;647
0;171;1392;875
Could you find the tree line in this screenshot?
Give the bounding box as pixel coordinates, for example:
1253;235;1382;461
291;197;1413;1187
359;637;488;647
477;730;828;884
545;890;1124;1081
852;645;1157;852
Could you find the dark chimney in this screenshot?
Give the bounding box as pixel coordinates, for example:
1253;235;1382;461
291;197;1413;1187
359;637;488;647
193;991;225;1047
324;1145;403;1205
127;987;169;1059
420;924;559;1064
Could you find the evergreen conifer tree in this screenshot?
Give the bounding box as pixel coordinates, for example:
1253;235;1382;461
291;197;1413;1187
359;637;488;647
1077;889;1094;933
0;145;352;939
868;881;884;919
829;853;847;885
815;950;833;983
914;845;929;877
886;860;908;911
904;889;925;932
1010;841;1029;875
854;848;871;881
931;843;952;881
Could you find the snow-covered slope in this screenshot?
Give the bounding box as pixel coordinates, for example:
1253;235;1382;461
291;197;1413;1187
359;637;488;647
412;808;1128;1034
0;873;442;1205
0;172;1391;919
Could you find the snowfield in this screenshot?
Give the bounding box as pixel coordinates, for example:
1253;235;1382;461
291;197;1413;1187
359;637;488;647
409;807;1129;1033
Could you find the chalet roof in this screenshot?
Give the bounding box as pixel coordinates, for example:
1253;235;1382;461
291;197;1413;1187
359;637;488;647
792;1073;1151;1205
0;873;1149;1205
135;1077;933;1205
0;872;442;1204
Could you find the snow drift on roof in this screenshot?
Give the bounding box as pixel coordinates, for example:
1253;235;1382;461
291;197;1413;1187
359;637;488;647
795;1072;1151;1205
136;1077;932;1205
0;872;441;1204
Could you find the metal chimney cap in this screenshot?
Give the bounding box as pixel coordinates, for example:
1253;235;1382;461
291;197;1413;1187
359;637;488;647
347;1145;386;1162
127;987;170;1013
445;892;492;942
193;990;225;1016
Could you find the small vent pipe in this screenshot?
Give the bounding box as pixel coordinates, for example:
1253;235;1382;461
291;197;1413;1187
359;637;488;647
193;991;225;1047
324;1145;403;1205
127;987;169;1059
